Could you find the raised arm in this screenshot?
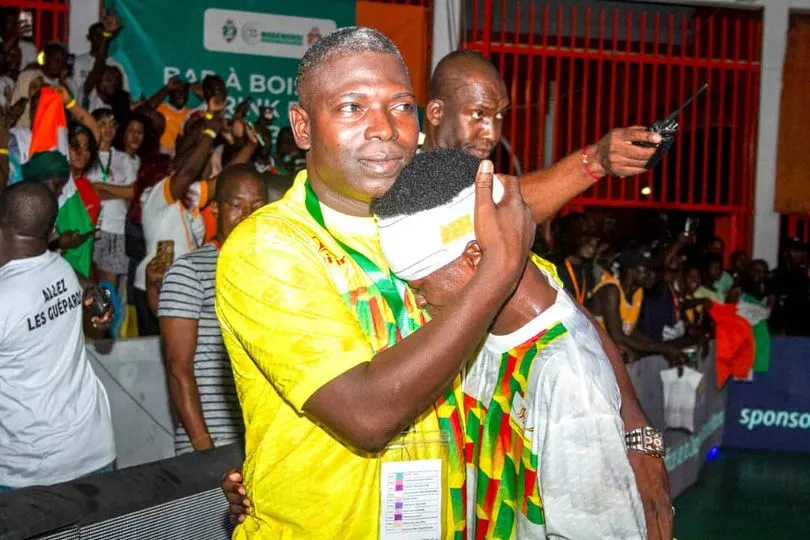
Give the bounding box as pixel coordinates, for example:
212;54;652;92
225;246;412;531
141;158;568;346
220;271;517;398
83;15;122;95
169;114;222;201
520;127;662;223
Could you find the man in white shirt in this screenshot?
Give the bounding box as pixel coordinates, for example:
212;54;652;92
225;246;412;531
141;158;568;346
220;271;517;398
0;181;116;492
373;149;649;539
131;113;224;335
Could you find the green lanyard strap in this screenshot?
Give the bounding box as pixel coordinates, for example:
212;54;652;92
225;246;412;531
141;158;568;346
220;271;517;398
304;179;411;338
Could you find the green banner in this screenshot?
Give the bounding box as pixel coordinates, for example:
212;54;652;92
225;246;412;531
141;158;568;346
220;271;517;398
106;1;356;134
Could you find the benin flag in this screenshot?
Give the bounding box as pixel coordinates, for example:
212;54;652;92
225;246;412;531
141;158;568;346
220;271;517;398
32;88;95;278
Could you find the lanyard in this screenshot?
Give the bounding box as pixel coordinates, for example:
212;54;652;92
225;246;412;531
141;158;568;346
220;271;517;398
565;258;586;304
304;179;411;338
99;150;113;182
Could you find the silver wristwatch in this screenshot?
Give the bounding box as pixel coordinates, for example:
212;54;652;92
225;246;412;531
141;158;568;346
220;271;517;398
625;426;665;458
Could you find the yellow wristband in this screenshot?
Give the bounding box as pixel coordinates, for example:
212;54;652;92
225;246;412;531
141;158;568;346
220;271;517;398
203;129;217;139
66;99;77;110
204;112;214;121
0;148;8;155
102;31;113;38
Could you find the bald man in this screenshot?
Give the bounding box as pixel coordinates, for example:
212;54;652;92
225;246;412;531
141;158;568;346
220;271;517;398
0;181;115;491
422;50;673;539
423;50;662;222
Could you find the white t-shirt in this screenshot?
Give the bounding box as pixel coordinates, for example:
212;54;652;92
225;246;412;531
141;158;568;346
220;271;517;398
133;177;208;291
87;148;140;235
71;53;129;110
464;273;646;539
0;251;116;488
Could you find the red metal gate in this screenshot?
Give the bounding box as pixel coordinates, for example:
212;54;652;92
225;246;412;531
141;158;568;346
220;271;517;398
3;0;69;47
461;1;762;253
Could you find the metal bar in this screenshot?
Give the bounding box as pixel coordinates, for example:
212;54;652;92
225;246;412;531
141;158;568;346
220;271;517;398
466;42;760;71
553;5;563;162
715;17;728;207
566;5;576;157
701;16;714;207
635;12;648;202
675;15;687;205
523;1;535;174
508;0;519;175
608;9;619;201
621;11;632;202
688;16;700;206
649;12;661;203
569;198;749;213
662;13;674;205
538;3;549;171
482;0;493;57
582;7;591;151
729;18;741;208
594;8;605;199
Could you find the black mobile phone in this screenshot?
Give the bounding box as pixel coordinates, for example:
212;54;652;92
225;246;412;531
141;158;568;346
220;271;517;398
634;84;708;170
88;284;113;318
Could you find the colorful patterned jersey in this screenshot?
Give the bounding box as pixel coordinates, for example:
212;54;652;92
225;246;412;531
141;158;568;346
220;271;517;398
216;171;465;539
463;274;646;539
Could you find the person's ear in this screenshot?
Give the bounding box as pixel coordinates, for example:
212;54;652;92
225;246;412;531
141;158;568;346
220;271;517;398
425;99;444;128
289;105;311;151
462;240;483;270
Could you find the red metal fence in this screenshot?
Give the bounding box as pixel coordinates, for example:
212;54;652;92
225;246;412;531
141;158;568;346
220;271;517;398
459;1;762;252
3;0;70;47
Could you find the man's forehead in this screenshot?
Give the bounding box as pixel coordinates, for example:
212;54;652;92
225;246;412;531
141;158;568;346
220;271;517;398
310;52;411;100
450;76;508;108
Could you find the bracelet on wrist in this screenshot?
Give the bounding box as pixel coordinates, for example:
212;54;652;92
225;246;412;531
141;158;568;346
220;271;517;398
203;128;217;140
581;146;603;181
102;31;113;38
204;112;214;121
191;434;213;445
0;148;8;156
66;98;77;111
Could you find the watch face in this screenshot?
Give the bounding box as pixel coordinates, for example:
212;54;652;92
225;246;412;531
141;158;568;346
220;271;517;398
644;428;665;454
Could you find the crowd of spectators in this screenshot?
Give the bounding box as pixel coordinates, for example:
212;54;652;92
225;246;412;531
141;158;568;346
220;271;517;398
1;6;808;495
0;8;301;488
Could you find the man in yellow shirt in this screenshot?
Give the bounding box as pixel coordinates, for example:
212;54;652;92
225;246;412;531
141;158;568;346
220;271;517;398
216;28;665;539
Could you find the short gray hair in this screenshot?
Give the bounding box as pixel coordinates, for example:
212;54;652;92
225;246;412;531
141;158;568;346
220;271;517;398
297;27;408;108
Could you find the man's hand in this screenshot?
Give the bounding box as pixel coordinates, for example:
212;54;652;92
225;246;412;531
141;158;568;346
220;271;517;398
58;230;91;250
664;346;688;367
627;452;673;540
55;85;73;107
221;468;251;524
146;256;170;289
592;127;663;178
83;286;114;330
474;160;534;287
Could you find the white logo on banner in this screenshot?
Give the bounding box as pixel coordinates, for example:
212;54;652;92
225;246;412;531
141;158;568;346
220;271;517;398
203;9;337;59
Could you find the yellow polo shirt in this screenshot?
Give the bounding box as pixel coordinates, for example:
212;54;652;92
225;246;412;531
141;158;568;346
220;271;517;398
216;172;466;539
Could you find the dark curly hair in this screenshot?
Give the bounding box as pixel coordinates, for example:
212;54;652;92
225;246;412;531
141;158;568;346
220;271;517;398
372;148;480;218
